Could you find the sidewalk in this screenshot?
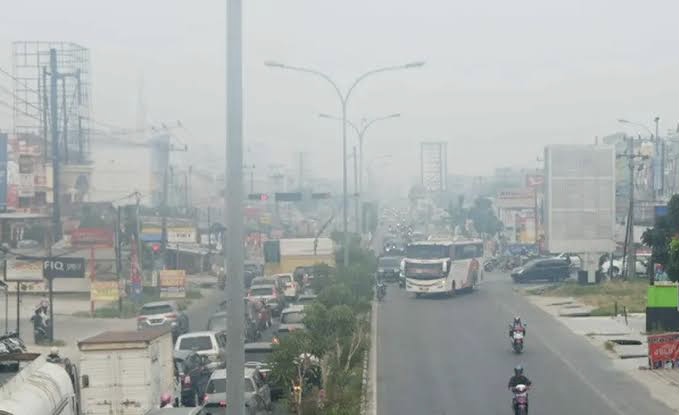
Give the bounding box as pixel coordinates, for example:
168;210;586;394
527;294;679;413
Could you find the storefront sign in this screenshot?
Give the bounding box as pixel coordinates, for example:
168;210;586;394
71;228;114;248
90;280;120;302
5;258;44;282
648;332;679;369
43;257;86;279
142;227;197;244
496;188;535;209
159;269;186;298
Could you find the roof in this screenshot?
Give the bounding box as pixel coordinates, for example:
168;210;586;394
281;305;305;313
78;329;170;347
0;213;49;220
177;331;218;339
142;300;177;308
210;367;254;379
279;238;334;256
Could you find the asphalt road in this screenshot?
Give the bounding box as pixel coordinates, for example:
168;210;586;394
376;272;673;415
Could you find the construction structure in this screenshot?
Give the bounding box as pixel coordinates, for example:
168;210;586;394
420;141;448;193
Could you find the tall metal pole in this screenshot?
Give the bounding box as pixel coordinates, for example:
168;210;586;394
49;49;62;241
654;116;661;199
358;135;364;233
626;136;636;279
225;0;245;413
341;100;350;267
353;146;360;233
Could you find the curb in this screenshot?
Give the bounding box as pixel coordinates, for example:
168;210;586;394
360;306;371;415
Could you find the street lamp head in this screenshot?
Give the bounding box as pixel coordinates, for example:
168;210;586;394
389;113;401;119
402;61;425;69
318;113;333;119
264;60;285;68
617;119;630;124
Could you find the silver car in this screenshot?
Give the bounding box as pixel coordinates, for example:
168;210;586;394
204;367;271;411
137;301;189;338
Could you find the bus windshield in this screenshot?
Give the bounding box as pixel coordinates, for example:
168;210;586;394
406;244;449;259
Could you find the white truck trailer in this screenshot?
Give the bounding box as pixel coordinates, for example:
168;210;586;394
78;329;176;415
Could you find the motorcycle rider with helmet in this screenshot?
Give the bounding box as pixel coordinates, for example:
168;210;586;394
159;392;174;408
508;365;532;413
509;316;526;339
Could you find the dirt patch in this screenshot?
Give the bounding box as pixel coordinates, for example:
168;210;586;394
531;280;646;315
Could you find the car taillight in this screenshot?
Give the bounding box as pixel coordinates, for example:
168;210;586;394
165;313;177;319
219;400;227;407
203;394;208;403
137;316;147;321
183;375;191;386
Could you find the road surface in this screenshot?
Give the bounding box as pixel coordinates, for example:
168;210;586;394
376;272;672;414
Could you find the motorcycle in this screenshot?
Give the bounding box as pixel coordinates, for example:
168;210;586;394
376;283;386;302
511;330;524;353
512;384;529;415
484;257;498;272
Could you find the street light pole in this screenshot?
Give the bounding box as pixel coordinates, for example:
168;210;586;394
266;61;423;267
318;112;400;233
225;0;245;414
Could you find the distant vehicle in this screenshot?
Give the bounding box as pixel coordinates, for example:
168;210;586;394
294;293;317;307
274;305;306;344
204;368;271;411
196;401;258;415
511;258;570;283
174;331;226;370
555;252;582;269
248;283;285;316
601;258;647;277
137;301;189;339
377;256;402;282
174;350;212;407
208;307;259;343
244;342;284;399
79;330;177;415
403;239;483;297
272;273;299;300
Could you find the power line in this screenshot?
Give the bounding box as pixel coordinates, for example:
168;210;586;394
0;99;40;122
0;84;42;114
0;65;39;95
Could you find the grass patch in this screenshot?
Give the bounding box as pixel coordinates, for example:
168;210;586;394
532;280;647;314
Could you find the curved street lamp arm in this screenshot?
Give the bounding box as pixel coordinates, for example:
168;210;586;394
270;63;345;105
345;65;410;106
359;113;401;139
319;113;360;137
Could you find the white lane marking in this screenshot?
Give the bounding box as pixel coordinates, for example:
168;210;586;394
370;299;378;415
501;299;628;415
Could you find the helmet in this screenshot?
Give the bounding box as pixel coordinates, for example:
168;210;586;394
513;316;521;325
160;393;172;406
514;365;524;376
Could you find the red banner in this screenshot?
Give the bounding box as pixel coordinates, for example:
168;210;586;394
71;228;114;248
648;332;679;369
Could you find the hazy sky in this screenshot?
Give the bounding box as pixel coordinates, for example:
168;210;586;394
0;0;677;189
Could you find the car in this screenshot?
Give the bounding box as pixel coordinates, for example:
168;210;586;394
377;256;402;282
555;253;582;269
601;258;648;277
204;367;271;411
244;341;284;400
195;401;260;415
175;331;227;370
146;408;203;415
294;293;317;307
207;309;260;343
174;350;212;407
248;283;285;316
137;301;189;339
272;273;299;300
511;258;570;283
274;305;306;344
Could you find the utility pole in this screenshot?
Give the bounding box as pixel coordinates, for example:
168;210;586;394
654;116;662;199
225;0;245;413
115;206;123;314
618;136;647;279
49;49;62;241
135;192;142;273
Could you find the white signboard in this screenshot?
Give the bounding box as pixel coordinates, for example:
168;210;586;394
421;142;447;192
496;188;534;209
544;145;615;253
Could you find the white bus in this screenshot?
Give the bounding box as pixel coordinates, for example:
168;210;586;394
403;239;483;296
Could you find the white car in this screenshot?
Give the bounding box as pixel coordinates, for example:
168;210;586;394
555;253;582;269
272;273;299;300
174;331;226;369
600;258;647;277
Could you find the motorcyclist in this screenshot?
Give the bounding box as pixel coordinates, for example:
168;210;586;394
509;316;526;339
159;392;174;408
507;365;532;412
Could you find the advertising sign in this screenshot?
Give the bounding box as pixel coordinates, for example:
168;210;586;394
71;228;114;248
159;269;186;298
43;257;86;279
141;227;197;244
496;189;534;209
526;174;544;188
648;332;679;369
5;258;44;282
90;280;120;302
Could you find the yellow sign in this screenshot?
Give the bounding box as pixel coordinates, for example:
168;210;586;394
91;281;120;302
159;270;186;298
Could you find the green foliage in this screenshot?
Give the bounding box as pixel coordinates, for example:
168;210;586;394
668;238;679;281
642;194;679;282
447;196;503;237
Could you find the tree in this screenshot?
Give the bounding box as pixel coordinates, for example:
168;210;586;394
467;197;503;237
642;194;679;282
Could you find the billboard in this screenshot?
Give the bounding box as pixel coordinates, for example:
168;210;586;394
159;269;186;298
544;145;615;253
496;189;534;209
420;142;448;192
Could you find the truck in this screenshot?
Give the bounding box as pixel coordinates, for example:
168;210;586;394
78;329;176;415
0;351;81;415
263;237;335;276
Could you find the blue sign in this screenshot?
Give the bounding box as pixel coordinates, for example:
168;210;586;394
655;205;668;220
0;134;7;210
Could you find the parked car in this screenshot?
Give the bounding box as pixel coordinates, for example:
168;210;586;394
204;368;271;411
274;305;306;344
377;256;402;282
248;283;285;316
174;350;212;407
196;401;260;415
601;258;648;277
175;331;226;370
511;258;570;283
272;273;299;300
137;301;189;339
207;308;260;343
244;341;284;400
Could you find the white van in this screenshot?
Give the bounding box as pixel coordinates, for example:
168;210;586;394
174;331;226;369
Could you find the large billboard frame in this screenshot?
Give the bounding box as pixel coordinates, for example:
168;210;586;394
544;144;616;253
